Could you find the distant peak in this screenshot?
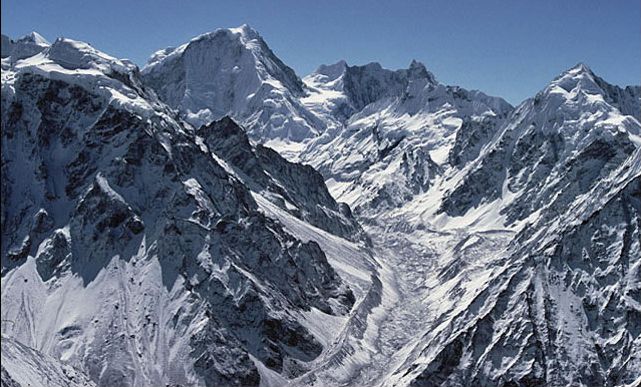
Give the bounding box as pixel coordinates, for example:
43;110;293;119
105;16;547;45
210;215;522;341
409;59;425;70
553;62;599;85
190;24;261;47
229;24;260;39
314;60;348;79
536;62;607;102
2;31;50;60
362;62;384;70
566;62;594;77
11;31;50;46
48;37;134;73
22;31;50;46
407;59;437;84
328;59;348;68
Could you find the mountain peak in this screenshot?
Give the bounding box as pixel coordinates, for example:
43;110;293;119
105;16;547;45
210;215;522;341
1;30;51;60
361;61;384;71
192;24;262;47
409;59;424;68
567;62;593;76
313;60;348;81
20;31;50;46
229;23;260;39
47;37;134;73
141;25;312;140
541;61;604;97
407;59;436;83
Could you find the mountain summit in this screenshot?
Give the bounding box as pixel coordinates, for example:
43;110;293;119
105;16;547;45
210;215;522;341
142;25;323;143
1;31;50;61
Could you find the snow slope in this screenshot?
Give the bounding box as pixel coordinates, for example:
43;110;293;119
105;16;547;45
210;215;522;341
1;335;96;387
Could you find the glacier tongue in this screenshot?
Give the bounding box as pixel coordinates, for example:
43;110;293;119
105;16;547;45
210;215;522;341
282;53;640;386
295;62;641;387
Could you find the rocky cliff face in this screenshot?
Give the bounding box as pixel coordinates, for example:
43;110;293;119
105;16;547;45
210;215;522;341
199;116;367;244
1;36;362;387
399;148;641;387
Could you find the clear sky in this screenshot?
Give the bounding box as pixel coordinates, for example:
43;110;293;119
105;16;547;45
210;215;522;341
2;0;639;104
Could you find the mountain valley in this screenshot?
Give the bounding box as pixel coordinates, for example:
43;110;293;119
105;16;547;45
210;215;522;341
1;26;640;387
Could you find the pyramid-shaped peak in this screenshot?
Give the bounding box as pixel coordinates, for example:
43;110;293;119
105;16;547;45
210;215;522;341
540;62;604;96
23;31;50;46
314;60;348;79
407;59;436;83
2;31;51;61
229;24;260;38
20;31;50;46
554;62;598;83
566;62;594;76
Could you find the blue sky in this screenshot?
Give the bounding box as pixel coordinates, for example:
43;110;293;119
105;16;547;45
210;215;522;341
2;0;639;104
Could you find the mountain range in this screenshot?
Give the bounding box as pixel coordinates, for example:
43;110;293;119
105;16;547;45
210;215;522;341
1;25;639;387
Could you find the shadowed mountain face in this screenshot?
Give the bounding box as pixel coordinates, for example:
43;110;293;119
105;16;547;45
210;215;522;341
1;36;359;387
2;27;640;387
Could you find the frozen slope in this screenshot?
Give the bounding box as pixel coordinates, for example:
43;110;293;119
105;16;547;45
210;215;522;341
1;335;96;387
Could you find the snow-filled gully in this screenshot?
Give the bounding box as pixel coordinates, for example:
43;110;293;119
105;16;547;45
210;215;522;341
253;191;514;386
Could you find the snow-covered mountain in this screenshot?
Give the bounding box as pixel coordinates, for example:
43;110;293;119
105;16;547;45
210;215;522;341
142;25;325;148
300;59;513;216
293;62;640;387
1;31;50;62
440;63;641;225
389;147;641;387
2;26;640;387
1;35;375;387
